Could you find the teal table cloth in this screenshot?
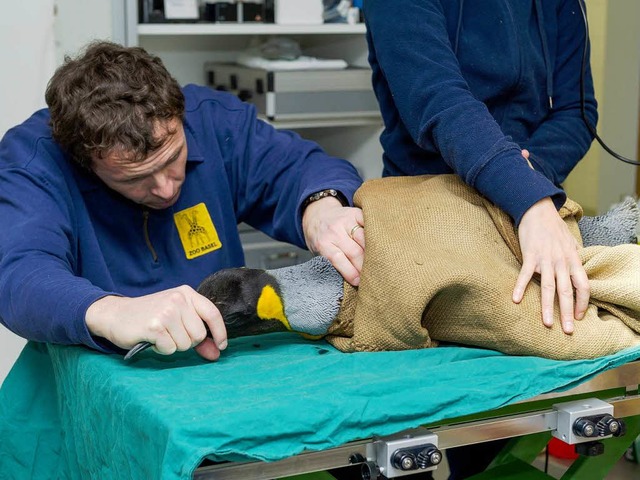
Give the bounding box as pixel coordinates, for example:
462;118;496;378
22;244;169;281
2;334;640;479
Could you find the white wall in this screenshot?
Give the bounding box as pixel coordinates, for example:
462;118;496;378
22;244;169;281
0;3;56;136
0;3;56;385
563;0;640;214
54;0;121;62
593;0;640;213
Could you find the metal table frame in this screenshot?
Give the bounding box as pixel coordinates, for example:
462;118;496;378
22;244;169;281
194;362;640;480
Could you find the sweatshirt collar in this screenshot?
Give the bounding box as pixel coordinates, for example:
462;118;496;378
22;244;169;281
183;118;204;164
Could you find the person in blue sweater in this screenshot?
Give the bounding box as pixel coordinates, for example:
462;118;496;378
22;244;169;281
360;0;598;478
0;41;365;361
365;0;598;338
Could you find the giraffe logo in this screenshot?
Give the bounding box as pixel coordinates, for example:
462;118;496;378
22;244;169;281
173;203;222;259
181;210;211;248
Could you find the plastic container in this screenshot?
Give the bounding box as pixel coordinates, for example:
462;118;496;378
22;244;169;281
548;437;579;460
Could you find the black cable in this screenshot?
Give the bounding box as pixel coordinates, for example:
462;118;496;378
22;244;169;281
577;0;640;166
544;444;549;474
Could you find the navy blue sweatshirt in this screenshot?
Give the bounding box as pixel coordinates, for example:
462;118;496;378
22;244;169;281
364;0;597;224
0;86;362;352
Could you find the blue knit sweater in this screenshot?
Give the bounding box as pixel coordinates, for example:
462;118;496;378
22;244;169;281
364;0;597;224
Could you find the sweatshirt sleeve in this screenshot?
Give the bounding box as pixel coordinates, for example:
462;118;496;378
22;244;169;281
219;98;363;247
364;0;565;224
0;156;115;353
521;0;597;185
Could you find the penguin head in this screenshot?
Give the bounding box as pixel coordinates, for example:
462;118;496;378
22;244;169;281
197;268;292;338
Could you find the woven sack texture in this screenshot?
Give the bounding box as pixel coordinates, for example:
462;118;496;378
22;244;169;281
326;175;640;359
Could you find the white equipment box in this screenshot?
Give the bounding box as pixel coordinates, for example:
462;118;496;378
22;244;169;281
204;62;380;121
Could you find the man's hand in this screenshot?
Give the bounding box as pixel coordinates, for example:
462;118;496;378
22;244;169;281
513;197;590;334
302;196;365;286
85;286;228;360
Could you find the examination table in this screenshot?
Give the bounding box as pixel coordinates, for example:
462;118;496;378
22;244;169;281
1;335;639;479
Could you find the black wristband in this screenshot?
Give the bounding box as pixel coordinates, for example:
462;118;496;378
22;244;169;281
301;189;349;211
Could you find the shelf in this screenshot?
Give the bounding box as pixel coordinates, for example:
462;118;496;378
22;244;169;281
260;115;382;130
138;23;366;36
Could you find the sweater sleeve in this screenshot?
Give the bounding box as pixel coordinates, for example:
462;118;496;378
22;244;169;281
219;98;363;247
364;0;565;224
522;0;597;185
0;161;115;353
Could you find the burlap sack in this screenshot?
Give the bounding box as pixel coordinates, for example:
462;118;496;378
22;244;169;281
326;175;640;359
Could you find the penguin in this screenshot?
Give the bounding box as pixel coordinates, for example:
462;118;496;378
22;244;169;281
578;197;639;247
196;267;292;338
123;199;640;360
124;256;344;359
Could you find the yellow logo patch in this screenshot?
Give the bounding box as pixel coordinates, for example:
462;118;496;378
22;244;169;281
174;203;222;259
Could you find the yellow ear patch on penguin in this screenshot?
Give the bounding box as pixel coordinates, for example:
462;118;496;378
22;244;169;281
256;285;292;331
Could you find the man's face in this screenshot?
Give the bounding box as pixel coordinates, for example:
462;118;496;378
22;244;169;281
92;118;188;210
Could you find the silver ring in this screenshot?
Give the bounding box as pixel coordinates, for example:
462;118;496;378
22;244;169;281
349;224;363;239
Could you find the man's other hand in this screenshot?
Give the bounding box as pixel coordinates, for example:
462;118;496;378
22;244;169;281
302;196;365;286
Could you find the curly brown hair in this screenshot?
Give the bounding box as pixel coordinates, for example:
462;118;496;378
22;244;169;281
45;41;185;169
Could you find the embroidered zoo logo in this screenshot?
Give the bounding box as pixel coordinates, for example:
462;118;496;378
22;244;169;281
174;203;222;259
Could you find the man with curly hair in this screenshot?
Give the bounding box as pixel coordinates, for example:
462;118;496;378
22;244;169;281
0;41;365;361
